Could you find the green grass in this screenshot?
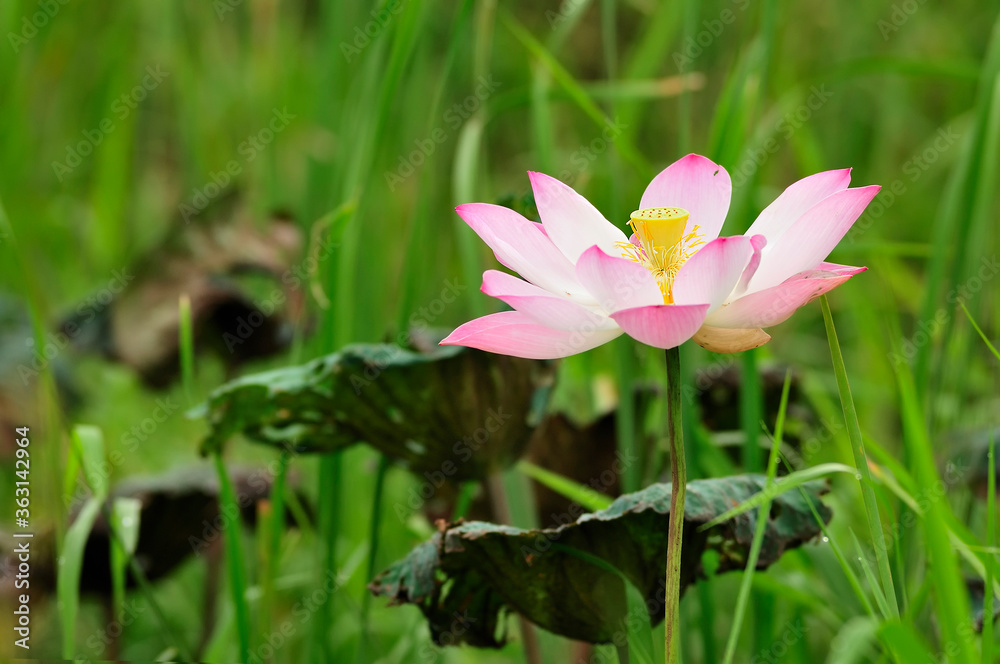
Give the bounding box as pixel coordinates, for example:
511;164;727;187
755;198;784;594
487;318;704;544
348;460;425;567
2;0;1000;661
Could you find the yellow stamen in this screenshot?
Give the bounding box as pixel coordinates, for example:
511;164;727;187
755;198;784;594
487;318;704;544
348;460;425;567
616;207;704;304
629;207;689;250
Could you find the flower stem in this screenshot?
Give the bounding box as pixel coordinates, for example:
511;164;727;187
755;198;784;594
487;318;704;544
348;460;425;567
664;346;685;664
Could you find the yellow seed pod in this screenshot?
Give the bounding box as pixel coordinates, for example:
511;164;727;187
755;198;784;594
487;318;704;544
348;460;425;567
629;207;690;251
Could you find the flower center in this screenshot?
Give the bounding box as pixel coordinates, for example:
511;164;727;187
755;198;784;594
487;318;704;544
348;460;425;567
618;207;704;304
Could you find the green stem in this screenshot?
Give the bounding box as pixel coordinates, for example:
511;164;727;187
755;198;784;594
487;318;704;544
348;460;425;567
664;346;685;664
984;433;995;664
213;453;251;662
358;455;390;663
821;296;899;618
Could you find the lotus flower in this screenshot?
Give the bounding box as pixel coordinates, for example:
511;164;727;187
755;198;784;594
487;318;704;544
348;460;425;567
442;154;878;358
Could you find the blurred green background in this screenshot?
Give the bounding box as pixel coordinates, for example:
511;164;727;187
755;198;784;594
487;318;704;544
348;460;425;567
1;0;999;661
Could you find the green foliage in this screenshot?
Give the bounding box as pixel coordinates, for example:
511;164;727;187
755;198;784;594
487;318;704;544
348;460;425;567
197;338;555;479
371;475;831;646
4;0;1000;660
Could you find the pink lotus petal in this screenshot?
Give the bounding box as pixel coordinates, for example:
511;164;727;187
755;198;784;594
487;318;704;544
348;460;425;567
440;311;622;359
814;261;867;276
747;185;880;293
706;266;866;329
609;303;709;349
575;245;664;314
528;171;629;262
672;235;757;312
731;234;768;299
693;326;771;353
745;168;852;242
456;203;589;300
481;270;615;331
639;154;732;241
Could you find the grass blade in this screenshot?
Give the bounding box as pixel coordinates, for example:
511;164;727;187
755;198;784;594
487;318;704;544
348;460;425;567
850;530;892;620
358;455;390;663
214;453;252;662
721;371;791;663
821;295;900;619
879;620;939;663
893;351;975;663
71;424;109;499
178;294;194;406
517;460;615;511
500;9;652;178
699;462;856;530
109;497;142;621
58;498;101;658
960;300;1000;363
985;434;996;663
